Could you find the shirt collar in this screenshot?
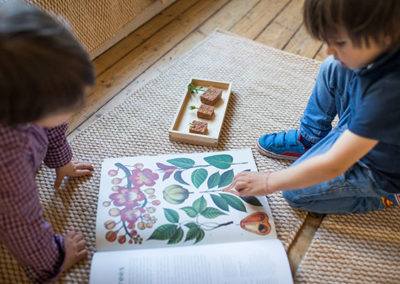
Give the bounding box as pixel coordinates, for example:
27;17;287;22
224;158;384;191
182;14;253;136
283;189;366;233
357;48;400;76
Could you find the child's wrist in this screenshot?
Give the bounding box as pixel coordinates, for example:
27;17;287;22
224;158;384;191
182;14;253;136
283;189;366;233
264;172;273;195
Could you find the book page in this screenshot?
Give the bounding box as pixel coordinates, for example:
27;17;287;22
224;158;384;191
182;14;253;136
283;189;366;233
90;239;293;284
96;149;277;252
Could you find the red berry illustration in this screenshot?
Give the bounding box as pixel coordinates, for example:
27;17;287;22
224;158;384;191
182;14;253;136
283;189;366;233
134;163;144;169
118;235;126;244
144;188;155;195
104;220;116;230
109;208;121;217
137;221;146;230
112;178;122;184
106;231;117;242
102;201;111;207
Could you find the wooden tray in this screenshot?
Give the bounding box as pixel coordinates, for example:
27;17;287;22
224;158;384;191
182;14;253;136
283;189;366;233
169;78;232;146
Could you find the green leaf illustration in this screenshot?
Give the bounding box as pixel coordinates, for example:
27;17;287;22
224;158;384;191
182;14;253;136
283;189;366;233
164;208;179;223
185;223;204;243
181;206;198;218
210;194;229;211
220;193;247;212
191;168;208;188
184;222;205;244
240;196;263;207
184;222;198;230
193;196;207;213
185;223;201;242
148;224;178;240
174;171;189;185
200;207;226;219
167;158;195;169
207;172;221;189
219;169;234;187
195;229;205;244
204;154;233;169
168;227;184;244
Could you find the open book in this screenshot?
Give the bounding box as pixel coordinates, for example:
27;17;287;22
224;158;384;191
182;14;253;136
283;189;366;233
90;149;293;284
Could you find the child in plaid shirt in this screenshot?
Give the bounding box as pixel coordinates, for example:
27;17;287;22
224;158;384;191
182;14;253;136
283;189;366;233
0;1;95;282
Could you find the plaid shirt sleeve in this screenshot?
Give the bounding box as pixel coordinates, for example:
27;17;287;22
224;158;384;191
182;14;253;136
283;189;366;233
44;123;72;168
0;138;65;283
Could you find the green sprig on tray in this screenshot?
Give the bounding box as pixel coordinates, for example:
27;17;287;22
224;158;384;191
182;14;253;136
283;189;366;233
188;83;205;94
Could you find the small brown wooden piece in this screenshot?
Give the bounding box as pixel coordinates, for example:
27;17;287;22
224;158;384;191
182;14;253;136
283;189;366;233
197;104;214;119
189;120;207;135
200;86;222;105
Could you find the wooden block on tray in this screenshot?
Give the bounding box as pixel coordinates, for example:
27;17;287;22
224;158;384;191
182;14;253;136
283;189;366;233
189;120;207;135
200;86;222;105
197;104;214;119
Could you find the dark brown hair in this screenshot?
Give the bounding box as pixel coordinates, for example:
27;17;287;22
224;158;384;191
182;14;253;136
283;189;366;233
303;0;400;50
0;1;95;125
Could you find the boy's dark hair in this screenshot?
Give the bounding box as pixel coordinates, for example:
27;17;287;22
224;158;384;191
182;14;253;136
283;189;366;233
0;1;95;125
303;0;400;50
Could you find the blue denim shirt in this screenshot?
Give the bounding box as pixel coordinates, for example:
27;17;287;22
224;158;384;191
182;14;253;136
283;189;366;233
348;48;400;193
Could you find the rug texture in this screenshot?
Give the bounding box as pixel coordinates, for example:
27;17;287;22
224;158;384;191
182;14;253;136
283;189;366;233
295;207;400;283
0;29;321;283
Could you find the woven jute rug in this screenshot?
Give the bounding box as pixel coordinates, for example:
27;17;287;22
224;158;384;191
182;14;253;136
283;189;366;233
295;207;400;283
0;29;321;283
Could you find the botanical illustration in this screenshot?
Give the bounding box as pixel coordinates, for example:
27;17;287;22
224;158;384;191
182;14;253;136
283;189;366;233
100;152;271;247
102;162;161;245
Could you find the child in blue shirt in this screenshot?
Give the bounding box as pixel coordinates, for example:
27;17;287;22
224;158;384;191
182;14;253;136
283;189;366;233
232;0;400;214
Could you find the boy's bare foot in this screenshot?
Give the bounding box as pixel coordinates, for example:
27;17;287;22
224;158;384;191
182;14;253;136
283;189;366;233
62;231;87;272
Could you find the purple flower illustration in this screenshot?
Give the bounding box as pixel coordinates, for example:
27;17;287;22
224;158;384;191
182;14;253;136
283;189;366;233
120;207;140;226
156;162;177;181
129;168;159;187
109;187;145;208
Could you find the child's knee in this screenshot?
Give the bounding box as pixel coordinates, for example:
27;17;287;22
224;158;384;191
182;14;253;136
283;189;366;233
282;189;304;208
282;189;323;213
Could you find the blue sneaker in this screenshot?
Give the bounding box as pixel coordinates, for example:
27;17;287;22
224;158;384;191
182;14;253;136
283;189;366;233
256;129;308;161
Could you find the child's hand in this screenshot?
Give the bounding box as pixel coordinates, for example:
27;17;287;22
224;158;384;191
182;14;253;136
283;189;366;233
54;160;94;189
62;231;87;273
232;172;274;196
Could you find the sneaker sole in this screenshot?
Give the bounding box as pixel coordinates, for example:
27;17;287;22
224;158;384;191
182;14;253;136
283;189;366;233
256;141;300;161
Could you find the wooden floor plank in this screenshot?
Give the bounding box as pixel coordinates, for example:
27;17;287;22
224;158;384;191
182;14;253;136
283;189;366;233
154;30;207;73
287;214;324;275
198;0;260;36
314;44;328;61
93;0;198;76
230;0;290;40
69;30;208;138
68;0;230;133
255;0;304;49
283;24;322;58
